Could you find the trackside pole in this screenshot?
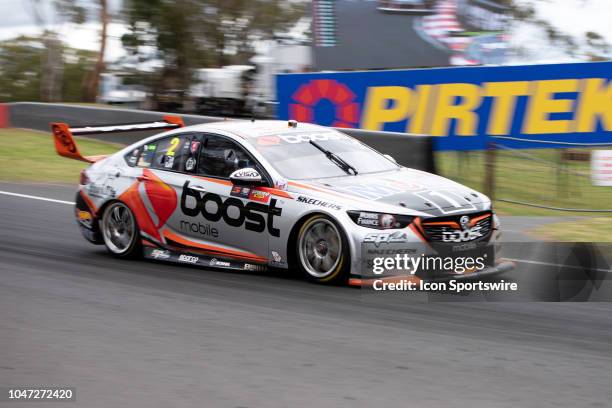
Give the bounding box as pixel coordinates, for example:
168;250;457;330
484;142;497;201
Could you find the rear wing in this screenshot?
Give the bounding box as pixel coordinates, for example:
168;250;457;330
51;115;185;163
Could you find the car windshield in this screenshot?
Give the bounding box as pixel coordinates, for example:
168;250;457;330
250;130;399;180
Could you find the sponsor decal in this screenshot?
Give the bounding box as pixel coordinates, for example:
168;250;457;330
289;80;360;128
297;196;341;210
209;258;231;267
275;178;288;190
128;149;140;166
249;190;270;203
257;136;281;146
138;143;157;168
441;226;484;243
231;168;261;179
179;220;219;238
230;185;251;199
178;254;199;264
277;131;345;144
364;231;410;247
151;249;171;259
452;242;478;252
77;210;92;221
366;248;417;256
181;181;282;237
460;215;470;230
53;127;77;153
163;155;175;169
357;212;379;227
87;183;116;199
76;210;93;227
185;157;197;171
271;251;282;263
278;63;612;151
244;263;266;271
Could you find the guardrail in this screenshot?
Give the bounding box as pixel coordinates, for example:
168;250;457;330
4;102;435;173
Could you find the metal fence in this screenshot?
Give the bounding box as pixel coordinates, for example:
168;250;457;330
436;143;612;213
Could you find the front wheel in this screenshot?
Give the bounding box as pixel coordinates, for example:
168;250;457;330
101;201;141;258
296;215;349;285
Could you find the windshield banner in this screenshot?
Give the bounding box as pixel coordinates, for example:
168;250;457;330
276;62;612;151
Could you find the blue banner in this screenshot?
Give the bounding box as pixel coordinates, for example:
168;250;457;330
276;62;612;151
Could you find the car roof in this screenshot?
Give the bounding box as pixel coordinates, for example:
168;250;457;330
181;120;335;139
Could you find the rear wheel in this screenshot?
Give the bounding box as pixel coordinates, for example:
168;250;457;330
101;202;141;258
296;215;349;284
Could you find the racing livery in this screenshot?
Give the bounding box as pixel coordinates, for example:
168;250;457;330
53;117;512;286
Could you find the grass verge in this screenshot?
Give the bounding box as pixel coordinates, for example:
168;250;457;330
436;149;612;218
529;218;612;242
0;128;121;184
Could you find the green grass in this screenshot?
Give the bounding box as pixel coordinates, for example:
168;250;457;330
529;218;612;242
0;128;121;183
435;149;612;217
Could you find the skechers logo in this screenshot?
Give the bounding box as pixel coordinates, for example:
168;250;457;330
297;196;342;210
181;181;282;237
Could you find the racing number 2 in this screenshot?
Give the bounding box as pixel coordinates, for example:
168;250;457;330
166;137;180;156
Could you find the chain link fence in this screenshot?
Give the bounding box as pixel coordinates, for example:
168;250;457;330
436;143;612;213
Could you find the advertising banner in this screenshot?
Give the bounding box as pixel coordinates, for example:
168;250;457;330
277;61;612;151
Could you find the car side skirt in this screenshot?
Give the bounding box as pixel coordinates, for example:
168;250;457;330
142;244;268;273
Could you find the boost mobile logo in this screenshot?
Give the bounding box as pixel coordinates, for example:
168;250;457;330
181;181;282;237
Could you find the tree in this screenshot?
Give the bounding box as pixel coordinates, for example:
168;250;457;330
506;0;610;62
0;36;96;103
121;0;307;102
201;0;307;66
82;0;109;102
27;0;86;101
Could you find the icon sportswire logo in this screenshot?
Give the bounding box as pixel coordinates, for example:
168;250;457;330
289;79;360;128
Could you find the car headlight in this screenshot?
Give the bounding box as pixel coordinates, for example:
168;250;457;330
347;211;414;229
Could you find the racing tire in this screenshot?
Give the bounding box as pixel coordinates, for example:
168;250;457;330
100;201;142;259
296;214;350;285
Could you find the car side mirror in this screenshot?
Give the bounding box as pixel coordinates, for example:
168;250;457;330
229;168;264;186
384;154;397;163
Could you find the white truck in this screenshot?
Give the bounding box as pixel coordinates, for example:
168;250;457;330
188;44;311;117
98;73;148;109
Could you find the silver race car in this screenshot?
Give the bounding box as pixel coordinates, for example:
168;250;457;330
52;117;512;286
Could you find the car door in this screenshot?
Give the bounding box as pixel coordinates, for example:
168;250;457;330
134;133;199;244
177;133;273;262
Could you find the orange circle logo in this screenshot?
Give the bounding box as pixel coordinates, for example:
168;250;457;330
289;79;360;128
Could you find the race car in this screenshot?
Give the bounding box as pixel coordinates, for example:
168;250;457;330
52;117;512;286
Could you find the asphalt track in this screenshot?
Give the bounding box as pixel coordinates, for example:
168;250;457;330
1;183;612;407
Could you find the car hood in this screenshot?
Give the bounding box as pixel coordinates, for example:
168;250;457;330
305;168;490;217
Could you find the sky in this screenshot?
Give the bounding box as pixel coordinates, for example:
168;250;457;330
0;0;127;61
508;0;612;63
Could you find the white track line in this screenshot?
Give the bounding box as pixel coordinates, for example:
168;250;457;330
0;190;74;205
1;190;610;274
